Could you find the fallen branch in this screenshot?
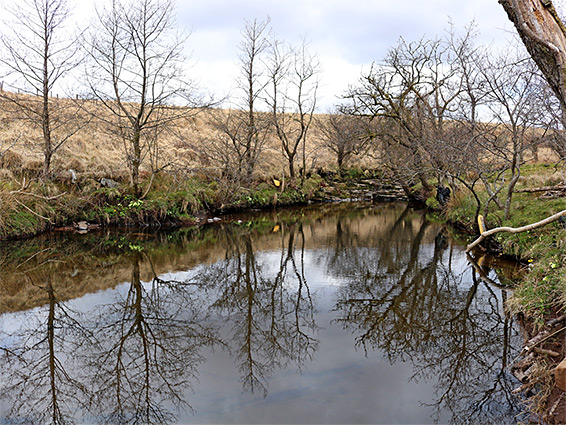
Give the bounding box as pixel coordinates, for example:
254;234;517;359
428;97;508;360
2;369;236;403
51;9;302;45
10;190;66;200
548;314;566;327
13;198;53;224
525;326;566;354
516;185;566;193
466;210;566;252
533;347;560;357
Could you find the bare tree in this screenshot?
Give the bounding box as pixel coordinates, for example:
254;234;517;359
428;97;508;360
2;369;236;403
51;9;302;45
477;51;548;219
346;34;465;197
238;18;271;180
205;18;272;183
206;107;271;183
266;37;319;180
317;111;370;173
0;0;83;178
84;0;204;196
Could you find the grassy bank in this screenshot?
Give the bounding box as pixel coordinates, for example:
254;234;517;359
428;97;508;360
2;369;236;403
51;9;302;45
0;171;380;240
438;163;566;423
440;163;566;322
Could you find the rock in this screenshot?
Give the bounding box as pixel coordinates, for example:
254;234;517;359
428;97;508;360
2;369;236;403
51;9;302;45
555;357;566;391
100;177;119;188
436;185;451;206
76;221;89;231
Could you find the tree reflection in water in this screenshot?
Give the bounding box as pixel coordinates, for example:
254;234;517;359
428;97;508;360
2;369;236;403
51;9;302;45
331;210;522;424
0;272;94;424
87;251;220;424
0;203;524;424
0;249;220;424
188;223;319;397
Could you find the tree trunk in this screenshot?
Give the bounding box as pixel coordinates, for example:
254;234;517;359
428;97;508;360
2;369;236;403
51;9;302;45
131;131;142;196
504;153;522;220
288;153;295;179
42;148;52;180
499;0;566;117
42;34;52;180
337;153;344;174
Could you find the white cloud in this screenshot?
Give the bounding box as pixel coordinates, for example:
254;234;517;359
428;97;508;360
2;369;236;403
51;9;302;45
317;56;363;111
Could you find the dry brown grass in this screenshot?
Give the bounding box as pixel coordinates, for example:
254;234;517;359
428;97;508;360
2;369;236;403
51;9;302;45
0;92;560;185
0;93;355;181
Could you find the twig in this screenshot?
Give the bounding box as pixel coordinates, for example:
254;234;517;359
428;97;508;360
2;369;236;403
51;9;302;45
12;198;53;224
525;327;566;354
10;190;66;200
140;172;155;200
0;134;20;157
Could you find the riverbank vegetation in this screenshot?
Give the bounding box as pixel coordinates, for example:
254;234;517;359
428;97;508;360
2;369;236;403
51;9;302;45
442;163;566;318
0;171;332;239
441;162;566;423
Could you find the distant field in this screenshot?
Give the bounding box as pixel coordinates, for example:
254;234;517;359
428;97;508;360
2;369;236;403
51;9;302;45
0;94;370;182
0;93;559;183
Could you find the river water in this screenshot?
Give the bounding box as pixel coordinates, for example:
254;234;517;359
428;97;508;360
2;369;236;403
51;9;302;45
0;202;525;424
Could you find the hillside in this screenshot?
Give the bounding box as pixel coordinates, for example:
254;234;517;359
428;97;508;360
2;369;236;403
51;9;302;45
0;93;371;183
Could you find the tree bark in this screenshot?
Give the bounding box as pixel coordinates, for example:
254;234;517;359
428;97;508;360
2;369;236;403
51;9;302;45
499;0;566;117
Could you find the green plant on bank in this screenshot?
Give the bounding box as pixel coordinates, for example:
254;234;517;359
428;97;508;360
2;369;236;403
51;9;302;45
239;182;277;208
0;172;326;239
101;195;145;219
235;175;323;209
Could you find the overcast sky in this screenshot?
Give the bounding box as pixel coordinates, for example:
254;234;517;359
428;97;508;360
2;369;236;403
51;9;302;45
5;0;541;110
172;0;518;110
66;0;524;109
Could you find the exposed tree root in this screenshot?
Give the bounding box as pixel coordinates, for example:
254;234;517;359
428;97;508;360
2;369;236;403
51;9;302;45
511;313;566;424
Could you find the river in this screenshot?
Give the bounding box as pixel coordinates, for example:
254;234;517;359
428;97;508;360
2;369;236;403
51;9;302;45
0;202;526;424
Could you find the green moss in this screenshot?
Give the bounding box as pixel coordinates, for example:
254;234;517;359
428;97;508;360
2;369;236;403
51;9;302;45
4;210;43;236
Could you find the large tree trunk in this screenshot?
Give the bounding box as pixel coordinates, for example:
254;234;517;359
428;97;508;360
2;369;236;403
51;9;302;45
499;0;566;117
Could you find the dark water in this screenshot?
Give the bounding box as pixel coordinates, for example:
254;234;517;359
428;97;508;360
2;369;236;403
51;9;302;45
0;202;525;424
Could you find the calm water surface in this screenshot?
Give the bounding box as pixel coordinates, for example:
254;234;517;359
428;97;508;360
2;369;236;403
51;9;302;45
0;202;525;424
